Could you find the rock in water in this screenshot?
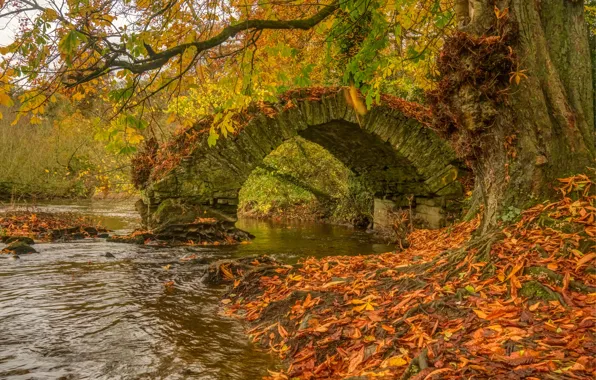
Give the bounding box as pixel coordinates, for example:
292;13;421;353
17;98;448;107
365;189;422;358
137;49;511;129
8;254;20;260
104;252;116;258
2;241;37;255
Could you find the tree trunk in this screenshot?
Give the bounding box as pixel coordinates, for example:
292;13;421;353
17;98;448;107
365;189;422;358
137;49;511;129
438;0;595;233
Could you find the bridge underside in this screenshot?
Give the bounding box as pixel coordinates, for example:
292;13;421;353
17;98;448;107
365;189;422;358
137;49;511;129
139;90;465;240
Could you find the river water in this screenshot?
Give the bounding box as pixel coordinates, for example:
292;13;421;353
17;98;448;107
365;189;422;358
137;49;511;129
0;200;394;379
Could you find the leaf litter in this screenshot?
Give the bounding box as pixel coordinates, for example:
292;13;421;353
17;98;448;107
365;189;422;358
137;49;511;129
222;174;595;379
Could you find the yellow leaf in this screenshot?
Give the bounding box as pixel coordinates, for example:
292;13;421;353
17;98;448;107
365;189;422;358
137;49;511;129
348;85;367;116
166;113;177;124
353;303;367;312
43;8;59;21
0;91;13;107
382;355;407;368
30;115;42;125
473;309;488;319
322;280;345;288
72;92;85;101
220;265;235;280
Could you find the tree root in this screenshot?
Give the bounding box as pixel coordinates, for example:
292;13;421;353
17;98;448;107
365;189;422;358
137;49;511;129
433;231;504;281
526;266;596;293
206;256;281;284
400;348;428;380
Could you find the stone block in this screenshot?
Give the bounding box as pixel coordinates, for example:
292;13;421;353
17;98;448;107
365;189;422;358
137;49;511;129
415;204;444;229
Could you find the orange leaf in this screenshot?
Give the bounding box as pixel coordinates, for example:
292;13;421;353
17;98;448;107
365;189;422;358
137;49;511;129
278;323;288;338
506;261;525;280
576;253;595;271
510;275;522;289
348;346;365;373
423;368;452;380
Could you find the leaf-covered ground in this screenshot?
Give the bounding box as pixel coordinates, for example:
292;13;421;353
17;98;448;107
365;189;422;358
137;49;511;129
222;175;595;379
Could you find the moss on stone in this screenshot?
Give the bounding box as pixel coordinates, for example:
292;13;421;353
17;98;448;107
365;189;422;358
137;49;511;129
519;280;560;301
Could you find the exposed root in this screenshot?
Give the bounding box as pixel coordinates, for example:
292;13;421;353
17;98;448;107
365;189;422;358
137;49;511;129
207;256;281;285
400;348;428;380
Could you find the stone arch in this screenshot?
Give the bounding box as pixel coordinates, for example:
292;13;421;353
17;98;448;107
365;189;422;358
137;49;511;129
141;89;464;233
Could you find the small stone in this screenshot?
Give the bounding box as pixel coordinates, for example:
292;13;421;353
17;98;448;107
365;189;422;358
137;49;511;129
104;252;116;258
8;254;20;260
97;233;110;239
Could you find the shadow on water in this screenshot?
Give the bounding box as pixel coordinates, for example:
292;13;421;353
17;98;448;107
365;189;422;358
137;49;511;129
0;202;394;379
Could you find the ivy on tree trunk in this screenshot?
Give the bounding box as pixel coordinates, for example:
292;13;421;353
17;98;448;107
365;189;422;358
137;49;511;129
440;0;594;233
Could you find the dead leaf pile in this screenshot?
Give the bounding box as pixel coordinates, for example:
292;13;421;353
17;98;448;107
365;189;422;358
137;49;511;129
0;211;105;242
224;174;595;379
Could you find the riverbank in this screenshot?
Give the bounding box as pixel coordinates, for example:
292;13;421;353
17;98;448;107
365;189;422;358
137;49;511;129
222;175;595;379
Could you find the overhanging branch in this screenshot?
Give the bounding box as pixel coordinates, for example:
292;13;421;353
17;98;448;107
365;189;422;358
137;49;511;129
65;1;339;86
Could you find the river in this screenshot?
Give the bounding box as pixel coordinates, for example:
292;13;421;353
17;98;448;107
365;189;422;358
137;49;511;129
0;200;394;379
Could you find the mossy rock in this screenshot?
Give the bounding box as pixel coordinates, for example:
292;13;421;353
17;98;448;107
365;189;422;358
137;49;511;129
1;236;35;245
2;241;37;255
519;280;560;301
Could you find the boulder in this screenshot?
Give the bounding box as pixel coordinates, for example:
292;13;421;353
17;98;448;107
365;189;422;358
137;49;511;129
2;241;37;254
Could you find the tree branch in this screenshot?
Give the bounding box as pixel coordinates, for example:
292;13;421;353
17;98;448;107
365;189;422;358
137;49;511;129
65;1;339;86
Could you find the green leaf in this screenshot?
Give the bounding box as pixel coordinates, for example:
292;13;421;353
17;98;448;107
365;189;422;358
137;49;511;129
108;88;133;102
208;131;219;146
59;30;86;56
119;145;137;155
124;114;147;130
394;24;402;38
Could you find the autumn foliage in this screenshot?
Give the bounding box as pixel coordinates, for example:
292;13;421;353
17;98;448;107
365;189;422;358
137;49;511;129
131;86;430;189
223;174;595;379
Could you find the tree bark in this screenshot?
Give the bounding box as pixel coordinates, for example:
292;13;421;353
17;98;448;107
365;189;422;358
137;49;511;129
445;0;595;233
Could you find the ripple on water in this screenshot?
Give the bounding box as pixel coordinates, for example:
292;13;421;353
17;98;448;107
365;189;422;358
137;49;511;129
0;241;274;379
0;212;394;379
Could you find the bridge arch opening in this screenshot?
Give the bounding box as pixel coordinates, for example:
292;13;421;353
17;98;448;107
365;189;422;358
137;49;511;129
238;136;375;228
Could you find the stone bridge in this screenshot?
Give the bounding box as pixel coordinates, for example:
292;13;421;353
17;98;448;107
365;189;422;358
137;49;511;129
139;89;465;236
